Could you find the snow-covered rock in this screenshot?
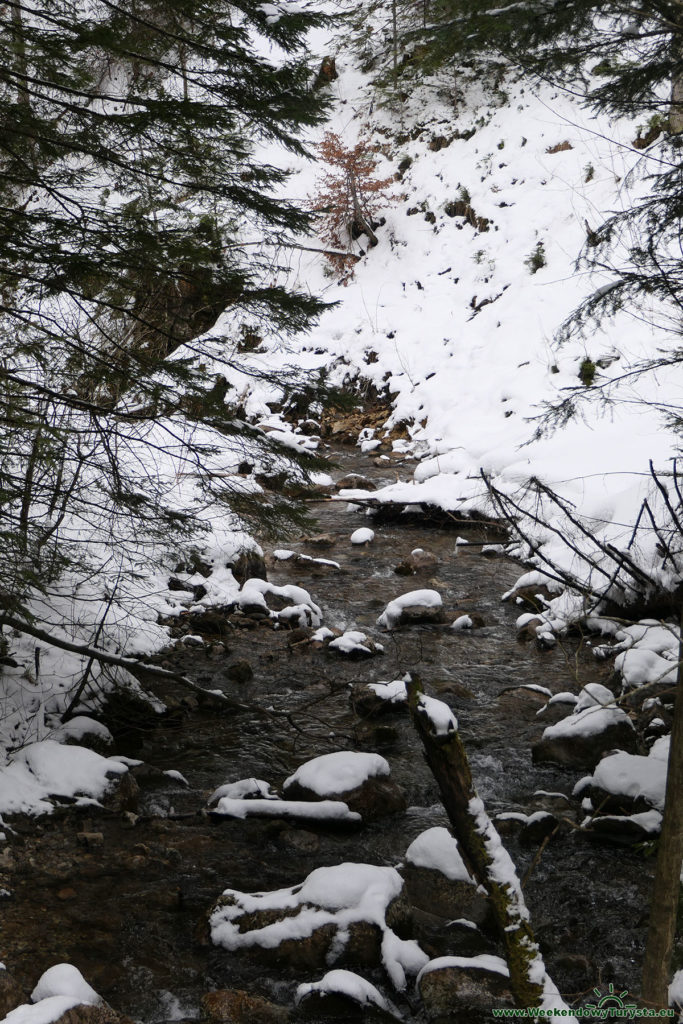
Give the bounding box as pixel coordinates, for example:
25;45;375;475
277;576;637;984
377;590;445;629
295;970;400;1020
283;751;406;821
417;955;513;1018
350;527;375;545
532;687;636;769
210;863;427;989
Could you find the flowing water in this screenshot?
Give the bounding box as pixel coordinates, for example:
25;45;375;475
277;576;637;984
0;447;652;1021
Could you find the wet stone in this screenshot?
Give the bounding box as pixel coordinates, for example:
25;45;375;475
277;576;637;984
200;989;289;1024
418;961;514;1022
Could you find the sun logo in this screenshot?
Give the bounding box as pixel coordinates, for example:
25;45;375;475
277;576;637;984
585;983;638;1018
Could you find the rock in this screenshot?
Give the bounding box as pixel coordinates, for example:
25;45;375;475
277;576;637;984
549;953;595;994
296;971;399;1021
200;989;288;1024
377;590;445;629
532;710;637;769
451;611;485;629
301;533;336;548
225;659;253;684
505;584;556;610
394;549;439;575
77;832;104;848
231;550;267;585
519;811;560;844
313;56;338;90
52;1006;132;1024
102;771;140;814
0;968;28;1018
283;751;406;821
350;683;408;718
410;909;494;960
583;810;662;844
516;617;544;641
418;957;513;1021
210;864;413;972
402;864;489;926
335;474;376;492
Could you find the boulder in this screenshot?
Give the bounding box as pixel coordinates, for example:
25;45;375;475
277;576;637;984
394;549;439;576
209;864;415;975
0;969;28;1018
200;989;288;1024
296;970;399;1021
52;1007;131;1024
283;751;406;821
418;957;513;1022
402;864;489;926
377;590;445;630
532;707;637;769
231;550;267;585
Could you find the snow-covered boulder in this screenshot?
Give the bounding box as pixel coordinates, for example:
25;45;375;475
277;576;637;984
417;956;513;1020
585;736;668;816
237;578;323;628
283;751;406;821
327;629;384;658
295;970;400;1020
532;685;636;769
350;527;375;545
402;828;488;925
210;863;426;989
350;678;409;717
4;965;125;1024
377;590;445;629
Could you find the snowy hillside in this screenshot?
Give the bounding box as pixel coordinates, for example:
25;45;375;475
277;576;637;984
261;30;683;620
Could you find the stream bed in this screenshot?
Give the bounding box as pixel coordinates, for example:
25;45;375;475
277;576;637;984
0;446;653;1021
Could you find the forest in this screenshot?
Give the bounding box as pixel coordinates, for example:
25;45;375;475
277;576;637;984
0;1;682;1021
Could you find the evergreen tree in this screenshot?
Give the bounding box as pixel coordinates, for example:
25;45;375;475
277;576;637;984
0;0;332;613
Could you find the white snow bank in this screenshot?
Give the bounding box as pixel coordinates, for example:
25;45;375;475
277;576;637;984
0;741;127;816
405;826;472;883
284;751;390;796
377;589;442;629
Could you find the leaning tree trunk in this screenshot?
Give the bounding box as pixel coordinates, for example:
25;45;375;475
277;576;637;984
407;679;569;1010
640;606;683;1010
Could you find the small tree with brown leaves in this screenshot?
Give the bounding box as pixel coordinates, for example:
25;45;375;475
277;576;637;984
312;131;394;278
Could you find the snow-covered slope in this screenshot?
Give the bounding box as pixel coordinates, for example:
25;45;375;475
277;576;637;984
261;32;682;619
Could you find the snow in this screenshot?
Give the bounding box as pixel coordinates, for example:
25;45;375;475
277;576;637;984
350;527;375;544
670;969;683;1009
5;965;102;1024
208;778;278;805
237;578;323;626
367;678;409;704
31;964;101;1006
377;589;443;629
540;685;634;742
295;969;397;1015
0;741;128;816
589;740;669;811
417;694;458;736
209;796;360;823
327;630;376;654
404;826;472;883
417;954;509;982
451;614;473;630
210;863;428;990
284;751;390;796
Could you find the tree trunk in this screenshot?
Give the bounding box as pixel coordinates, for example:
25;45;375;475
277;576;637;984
407;679;547;1008
640;607;683;1010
